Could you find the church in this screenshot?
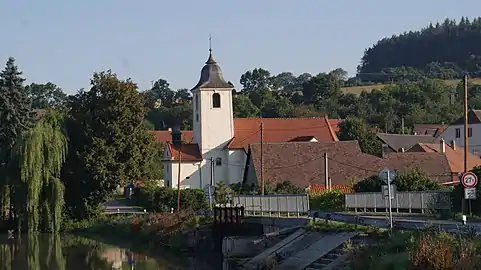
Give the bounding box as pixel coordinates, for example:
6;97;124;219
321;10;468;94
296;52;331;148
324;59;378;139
156;50;339;189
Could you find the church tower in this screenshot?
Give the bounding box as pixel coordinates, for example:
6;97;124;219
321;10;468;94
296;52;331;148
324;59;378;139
191;49;234;154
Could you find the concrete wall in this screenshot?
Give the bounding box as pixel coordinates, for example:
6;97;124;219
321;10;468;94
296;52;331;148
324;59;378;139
243;216;310;229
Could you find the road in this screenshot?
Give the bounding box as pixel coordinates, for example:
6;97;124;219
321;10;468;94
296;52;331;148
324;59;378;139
102;200;148;215
312;211;481;232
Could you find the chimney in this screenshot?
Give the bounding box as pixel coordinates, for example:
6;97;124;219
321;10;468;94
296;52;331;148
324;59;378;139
381;144;389;158
450;140;456;150
440;138;445;153
171;124;182;145
399;148;405;153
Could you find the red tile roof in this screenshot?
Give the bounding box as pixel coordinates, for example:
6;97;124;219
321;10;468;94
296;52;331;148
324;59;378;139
226;117;338;149
384;152;455;183
408;142;481;175
166;143;202;162
328;119;342;133
148;130;193;143
246;141;387;187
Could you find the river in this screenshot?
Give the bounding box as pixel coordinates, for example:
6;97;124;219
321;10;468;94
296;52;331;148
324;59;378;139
0;234;222;270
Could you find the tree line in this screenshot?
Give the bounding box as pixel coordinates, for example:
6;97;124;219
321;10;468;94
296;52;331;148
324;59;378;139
358;17;481;83
0;57;161;233
20;66;480;137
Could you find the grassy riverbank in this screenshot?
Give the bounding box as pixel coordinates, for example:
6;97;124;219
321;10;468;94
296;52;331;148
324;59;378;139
307;220;481;269
63;211;214;252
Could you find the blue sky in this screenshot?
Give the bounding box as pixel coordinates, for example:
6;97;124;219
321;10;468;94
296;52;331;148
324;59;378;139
1;1;480;94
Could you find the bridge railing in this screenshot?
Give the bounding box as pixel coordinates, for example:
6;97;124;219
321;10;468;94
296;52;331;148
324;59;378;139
232;194;310;217
345;191;451;213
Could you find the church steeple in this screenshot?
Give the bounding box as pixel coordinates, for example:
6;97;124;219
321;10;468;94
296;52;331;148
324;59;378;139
190;36;233;91
191;38;234;154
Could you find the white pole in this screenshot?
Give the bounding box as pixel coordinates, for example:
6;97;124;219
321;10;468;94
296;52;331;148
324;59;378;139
387;171;393;229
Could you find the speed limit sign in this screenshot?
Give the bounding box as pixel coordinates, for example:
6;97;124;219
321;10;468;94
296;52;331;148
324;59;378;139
461;172;478;188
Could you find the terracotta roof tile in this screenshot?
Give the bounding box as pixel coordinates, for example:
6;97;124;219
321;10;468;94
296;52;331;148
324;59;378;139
328;119;343;133
408;142;481;174
247;141;387;188
226;117;338;149
166;143;202;162
384;152;455;183
148;130;193;143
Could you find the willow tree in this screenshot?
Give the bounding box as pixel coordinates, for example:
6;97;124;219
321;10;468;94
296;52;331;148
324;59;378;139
13;110;67;233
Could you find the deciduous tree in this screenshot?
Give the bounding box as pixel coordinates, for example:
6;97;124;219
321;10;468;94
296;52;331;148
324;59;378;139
63;70;156;219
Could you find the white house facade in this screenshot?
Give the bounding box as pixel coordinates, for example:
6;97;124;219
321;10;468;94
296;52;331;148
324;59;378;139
161;50;339;189
435;109;481;157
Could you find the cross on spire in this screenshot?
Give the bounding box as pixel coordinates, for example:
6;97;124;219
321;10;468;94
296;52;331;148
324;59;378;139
209;34;212;54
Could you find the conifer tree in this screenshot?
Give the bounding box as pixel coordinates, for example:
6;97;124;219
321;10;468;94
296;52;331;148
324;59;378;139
0;57;32;222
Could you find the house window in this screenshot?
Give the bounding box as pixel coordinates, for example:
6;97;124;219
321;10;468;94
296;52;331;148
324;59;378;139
468;128;473;138
455;128;461;138
196;113;199;122
215;157;222;166
212;93;221;108
195;94;199;111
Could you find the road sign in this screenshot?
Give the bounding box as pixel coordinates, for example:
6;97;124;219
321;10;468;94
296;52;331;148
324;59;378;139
465;188;477;200
382;184;397;199
203;184;215;195
379;168;396;184
204;184;215;209
461;172;478;188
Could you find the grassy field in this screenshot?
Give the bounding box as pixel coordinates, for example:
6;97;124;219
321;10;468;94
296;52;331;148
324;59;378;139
341;78;481;95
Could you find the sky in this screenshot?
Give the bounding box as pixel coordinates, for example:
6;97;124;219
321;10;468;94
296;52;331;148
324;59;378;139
1;1;481;94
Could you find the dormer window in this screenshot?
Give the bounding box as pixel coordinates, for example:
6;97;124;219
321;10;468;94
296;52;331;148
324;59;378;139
212;93;221;108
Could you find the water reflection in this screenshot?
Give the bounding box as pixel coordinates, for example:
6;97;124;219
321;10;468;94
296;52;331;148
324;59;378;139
0;234;207;270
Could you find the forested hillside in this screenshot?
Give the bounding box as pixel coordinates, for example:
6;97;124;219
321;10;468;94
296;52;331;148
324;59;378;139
11;17;481;137
358;17;481;83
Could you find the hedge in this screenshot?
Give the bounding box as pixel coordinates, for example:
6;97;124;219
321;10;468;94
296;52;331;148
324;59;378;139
133;185;208;212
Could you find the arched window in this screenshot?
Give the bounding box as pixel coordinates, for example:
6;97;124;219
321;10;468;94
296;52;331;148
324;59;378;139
212;93;221;108
195;94;199;111
215;157;222;166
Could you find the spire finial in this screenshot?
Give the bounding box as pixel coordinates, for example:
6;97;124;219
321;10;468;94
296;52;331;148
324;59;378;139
205;34;216;64
209;34;212;54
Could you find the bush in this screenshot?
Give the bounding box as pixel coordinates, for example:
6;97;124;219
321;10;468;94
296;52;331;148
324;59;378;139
354;167;442;192
133;186;208;212
309;189;345;211
409;231;481;269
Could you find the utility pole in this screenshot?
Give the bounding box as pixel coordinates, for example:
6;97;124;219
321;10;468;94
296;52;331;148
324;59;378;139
324;152;331;190
462;74;469;214
464;74;469;173
210;157;215;186
324;153;329;191
401;117;405;135
176;149;182;211
260;122;265;195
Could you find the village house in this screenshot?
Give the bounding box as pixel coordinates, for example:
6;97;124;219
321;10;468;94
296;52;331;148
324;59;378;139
412;123;446;136
243;141;387;188
434;109;481;157
405;138;481;183
377;133;435;153
243;138;481;189
154;50;339;189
